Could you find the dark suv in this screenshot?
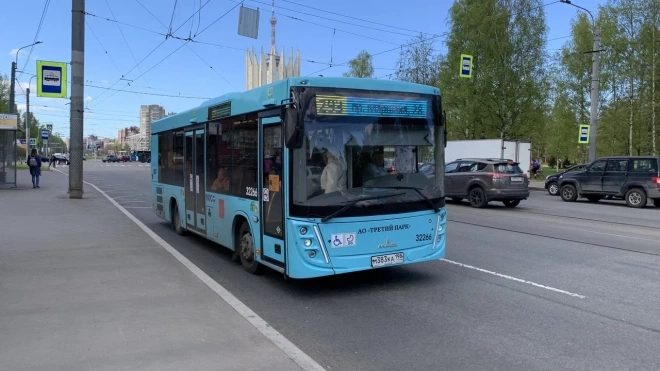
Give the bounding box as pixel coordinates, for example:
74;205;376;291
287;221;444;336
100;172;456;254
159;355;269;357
445;158;530;208
558;156;660;208
544;163;587;196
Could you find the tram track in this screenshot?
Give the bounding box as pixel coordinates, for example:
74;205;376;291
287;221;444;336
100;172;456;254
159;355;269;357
448;218;660;257
514;208;659;230
446;202;659;230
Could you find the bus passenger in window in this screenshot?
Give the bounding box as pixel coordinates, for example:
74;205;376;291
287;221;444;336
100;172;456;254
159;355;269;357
211;168;230;191
364;149;388;182
320;147;345;194
272;154;282;175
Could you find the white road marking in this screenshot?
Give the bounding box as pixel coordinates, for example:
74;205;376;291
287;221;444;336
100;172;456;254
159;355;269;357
52;169;325;371
109;194;140;199
441;259;587;299
123;207;152;209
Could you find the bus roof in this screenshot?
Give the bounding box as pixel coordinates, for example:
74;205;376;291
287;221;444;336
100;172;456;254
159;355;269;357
152;76;441;134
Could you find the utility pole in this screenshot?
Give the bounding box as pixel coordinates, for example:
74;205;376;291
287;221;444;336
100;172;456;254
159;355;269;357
560;0;601;163
26;86;30;153
69;0;85;199
588;29;601;163
25;75;36;155
9;62;16;115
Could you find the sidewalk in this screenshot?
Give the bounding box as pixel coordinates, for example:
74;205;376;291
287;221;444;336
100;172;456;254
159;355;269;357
528;180;545;190
0;170;306;371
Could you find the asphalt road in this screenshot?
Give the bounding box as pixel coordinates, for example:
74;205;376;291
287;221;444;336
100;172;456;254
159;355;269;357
56;162;660;371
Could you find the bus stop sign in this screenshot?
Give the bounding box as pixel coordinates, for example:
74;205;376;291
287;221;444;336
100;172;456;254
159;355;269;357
578;125;590;144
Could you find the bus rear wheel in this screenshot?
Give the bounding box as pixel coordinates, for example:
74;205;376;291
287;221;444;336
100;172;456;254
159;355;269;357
238;222;261;274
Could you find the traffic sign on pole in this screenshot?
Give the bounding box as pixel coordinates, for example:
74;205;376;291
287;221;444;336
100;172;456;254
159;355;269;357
36;60;68;98
460;54;473;78
29;138;36;146
41;129;50;140
578;125;590;144
46;124;53;131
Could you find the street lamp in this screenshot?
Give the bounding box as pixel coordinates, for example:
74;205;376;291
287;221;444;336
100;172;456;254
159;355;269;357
23;75;38;154
560;0;601;163
8;41;42;115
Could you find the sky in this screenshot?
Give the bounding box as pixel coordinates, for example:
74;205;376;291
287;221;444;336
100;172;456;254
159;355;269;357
1;0;604;140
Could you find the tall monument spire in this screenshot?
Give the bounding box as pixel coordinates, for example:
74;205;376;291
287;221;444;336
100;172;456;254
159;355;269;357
245;0;300;90
270;1;277;50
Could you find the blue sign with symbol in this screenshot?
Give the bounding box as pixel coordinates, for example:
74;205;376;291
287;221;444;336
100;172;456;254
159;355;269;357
41;129;49;140
36;60;67;98
29;138;36;146
330;233;357;248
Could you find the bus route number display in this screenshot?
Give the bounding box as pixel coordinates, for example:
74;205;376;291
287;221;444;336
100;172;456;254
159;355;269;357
315;95;428;118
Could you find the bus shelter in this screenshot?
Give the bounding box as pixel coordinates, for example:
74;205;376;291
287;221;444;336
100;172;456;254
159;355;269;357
0;114;18;188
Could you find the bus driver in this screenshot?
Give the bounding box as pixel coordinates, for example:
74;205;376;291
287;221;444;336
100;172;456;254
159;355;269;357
320;146;346;194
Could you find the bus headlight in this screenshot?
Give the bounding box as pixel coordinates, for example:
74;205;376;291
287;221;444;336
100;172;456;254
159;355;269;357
299;227;308;235
309;250;317;258
304;239;312;247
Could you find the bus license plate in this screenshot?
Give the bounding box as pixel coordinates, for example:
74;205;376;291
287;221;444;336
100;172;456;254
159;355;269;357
511;176;523;182
371;252;404;268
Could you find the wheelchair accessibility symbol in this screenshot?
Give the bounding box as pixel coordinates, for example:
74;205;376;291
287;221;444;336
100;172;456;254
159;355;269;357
330;233;357;248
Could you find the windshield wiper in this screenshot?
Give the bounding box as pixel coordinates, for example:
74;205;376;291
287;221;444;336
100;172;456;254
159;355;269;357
320;192;405;223
365;186;439;213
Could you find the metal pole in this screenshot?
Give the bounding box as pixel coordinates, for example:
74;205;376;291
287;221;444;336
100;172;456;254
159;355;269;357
9;62;16;114
588;29;601;163
69;0;85;198
26;87;30;154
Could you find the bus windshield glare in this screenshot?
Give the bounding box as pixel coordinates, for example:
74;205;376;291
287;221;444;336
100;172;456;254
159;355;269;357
290;89;443;218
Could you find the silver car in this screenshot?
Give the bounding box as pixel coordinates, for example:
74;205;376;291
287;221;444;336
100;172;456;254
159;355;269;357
445;158;530;208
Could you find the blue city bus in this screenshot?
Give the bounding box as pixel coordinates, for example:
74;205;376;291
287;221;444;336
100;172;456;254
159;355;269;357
151;77;447;279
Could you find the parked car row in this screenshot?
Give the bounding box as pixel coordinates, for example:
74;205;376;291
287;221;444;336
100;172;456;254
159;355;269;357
101;154;130;163
36;153;86;165
544;156;660;208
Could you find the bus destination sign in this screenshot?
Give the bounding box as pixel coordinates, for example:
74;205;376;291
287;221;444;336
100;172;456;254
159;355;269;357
208;102;232;120
315;95;427;118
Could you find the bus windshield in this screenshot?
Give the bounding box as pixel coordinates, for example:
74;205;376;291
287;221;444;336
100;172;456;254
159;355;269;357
291;88;443;217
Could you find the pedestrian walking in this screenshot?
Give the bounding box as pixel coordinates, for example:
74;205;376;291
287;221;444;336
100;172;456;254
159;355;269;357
49;154;56;168
27;149;42;189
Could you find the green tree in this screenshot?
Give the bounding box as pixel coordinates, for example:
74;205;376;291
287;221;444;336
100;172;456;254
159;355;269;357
394;34;440;86
343;50;375;78
0;73;10;113
438;0;549;148
590;0;659;156
545;14;595;163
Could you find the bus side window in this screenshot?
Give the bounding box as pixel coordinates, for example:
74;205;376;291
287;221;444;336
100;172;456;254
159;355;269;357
208;121;232;193
230;113;258;199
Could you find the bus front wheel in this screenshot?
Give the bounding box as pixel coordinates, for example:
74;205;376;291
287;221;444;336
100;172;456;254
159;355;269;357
238;222;261;274
171;204;186;235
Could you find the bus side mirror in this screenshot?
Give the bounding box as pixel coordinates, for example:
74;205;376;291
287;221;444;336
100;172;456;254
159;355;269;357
284;107;303;149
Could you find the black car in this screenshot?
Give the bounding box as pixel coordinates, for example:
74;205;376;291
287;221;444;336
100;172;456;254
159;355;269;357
544;164;587;196
558;156;660;208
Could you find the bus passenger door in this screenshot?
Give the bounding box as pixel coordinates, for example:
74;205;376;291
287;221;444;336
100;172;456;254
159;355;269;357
259;111;285;270
184;127;207;234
